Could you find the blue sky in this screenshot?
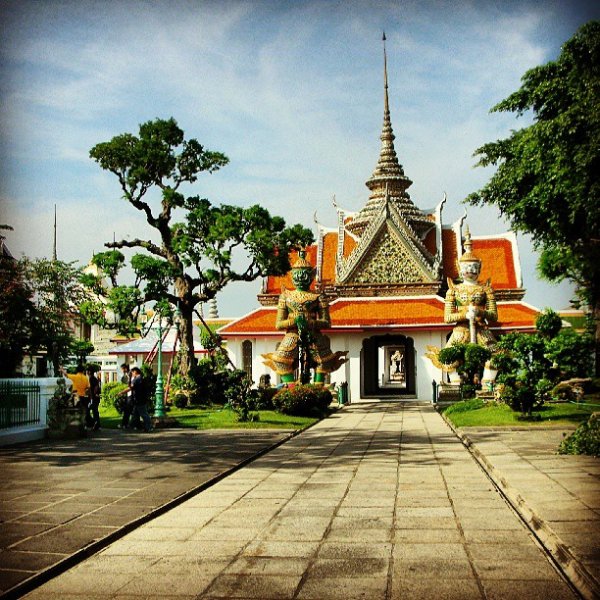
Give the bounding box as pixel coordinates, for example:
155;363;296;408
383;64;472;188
1;0;598;316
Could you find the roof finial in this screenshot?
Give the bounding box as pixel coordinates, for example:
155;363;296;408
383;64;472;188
383;32;389;116
52;204;57;261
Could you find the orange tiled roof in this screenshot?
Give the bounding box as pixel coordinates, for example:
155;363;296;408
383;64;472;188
343;230;357;258
219;298;539;335
476;238;518;289
442;228;458;280
493;302;539;330
321;232;338;285
329;297;446;327
443;234;517;290
218;308;278;335
423;228;437;256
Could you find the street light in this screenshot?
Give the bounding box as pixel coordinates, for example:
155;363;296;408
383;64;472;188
153;310;166;419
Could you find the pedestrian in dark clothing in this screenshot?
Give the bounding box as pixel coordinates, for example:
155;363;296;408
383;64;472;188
87;367;101;430
130;367;153;432
119;363;135;429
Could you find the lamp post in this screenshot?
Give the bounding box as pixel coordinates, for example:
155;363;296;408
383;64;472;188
153;312;166;419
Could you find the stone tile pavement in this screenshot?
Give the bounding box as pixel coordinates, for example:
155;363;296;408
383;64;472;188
17;403;582;600
456;426;599;599
0;428;292;597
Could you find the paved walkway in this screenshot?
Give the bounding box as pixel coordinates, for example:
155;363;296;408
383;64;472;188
0;428;292;597
457;426;600;599
18;403;581;600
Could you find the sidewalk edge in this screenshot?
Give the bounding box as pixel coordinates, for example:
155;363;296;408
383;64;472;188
441;412;600;600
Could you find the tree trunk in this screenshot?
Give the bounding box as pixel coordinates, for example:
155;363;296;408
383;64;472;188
594;300;600;378
177;306;197;377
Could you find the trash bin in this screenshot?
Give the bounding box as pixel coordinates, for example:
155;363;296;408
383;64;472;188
337;381;349;406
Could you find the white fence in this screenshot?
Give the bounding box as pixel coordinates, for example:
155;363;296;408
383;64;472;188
0;378;58;446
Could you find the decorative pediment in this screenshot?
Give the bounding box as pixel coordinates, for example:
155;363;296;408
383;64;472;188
338;202;439;285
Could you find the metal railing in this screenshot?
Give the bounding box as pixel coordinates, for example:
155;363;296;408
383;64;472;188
0;380;41;429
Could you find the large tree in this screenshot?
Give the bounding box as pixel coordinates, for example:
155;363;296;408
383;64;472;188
24;258;91;374
466;21;600;372
0;228;36;376
88;118;313;376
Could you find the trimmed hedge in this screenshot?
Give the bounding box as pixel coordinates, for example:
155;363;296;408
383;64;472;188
272;384;333;417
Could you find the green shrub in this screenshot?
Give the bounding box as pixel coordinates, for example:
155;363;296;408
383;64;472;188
173;392;188;409
191;359;229;404
101;381;128;413
255;386;278;410
558;413;600;457
273;384;332;417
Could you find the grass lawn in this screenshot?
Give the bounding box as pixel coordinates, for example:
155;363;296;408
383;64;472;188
442;399;599;429
99;403;319;431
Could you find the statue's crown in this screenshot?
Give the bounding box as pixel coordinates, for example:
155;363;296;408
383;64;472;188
292;250;313;270
459;227;481;263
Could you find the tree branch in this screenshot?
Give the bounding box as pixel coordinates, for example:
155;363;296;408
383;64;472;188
106;239;166;258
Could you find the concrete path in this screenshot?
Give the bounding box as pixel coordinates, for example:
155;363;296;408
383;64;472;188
458;427;600;599
20;403;578;600
0;428;292;597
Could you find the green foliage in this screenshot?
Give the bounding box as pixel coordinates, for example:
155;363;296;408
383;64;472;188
546;329;594;379
438;345;464;366
222;369;259;422
0;252;36;376
438;343;491;386
23;258;93;372
173;392;188;409
89;117;314;375
273;385;333;417
558;413;600;456
535;309;563;338
465;22;600;367
100;381;128;413
493;332;551;415
189;358;228;404
255;386;278;410
107;286;143;336
70;340;95;365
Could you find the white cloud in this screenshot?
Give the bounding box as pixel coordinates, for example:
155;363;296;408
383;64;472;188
1;0;591;316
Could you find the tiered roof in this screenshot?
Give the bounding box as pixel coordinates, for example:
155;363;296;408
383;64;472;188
224;37;534;338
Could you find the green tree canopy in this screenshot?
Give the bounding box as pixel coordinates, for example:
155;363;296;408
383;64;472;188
0;244;36;377
89;117;313;376
24;258;92;374
466;21;600;370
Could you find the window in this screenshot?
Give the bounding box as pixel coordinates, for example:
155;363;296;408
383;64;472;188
242;340;253;380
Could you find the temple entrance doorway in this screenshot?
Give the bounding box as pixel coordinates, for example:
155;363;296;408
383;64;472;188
360;334;416;399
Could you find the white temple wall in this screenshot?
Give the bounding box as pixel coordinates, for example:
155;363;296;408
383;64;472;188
412;330;446;402
225;329;448;403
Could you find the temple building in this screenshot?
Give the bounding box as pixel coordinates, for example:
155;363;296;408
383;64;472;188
219;42;540;402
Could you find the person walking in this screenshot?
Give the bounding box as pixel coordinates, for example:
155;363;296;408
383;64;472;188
130;367;153;433
61;364;90;416
87;367;101;431
119;363;134;429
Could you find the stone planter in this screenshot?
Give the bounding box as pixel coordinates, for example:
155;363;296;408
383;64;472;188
46;379;86;439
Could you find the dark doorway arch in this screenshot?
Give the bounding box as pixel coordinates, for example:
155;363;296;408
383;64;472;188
360;334;416;398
